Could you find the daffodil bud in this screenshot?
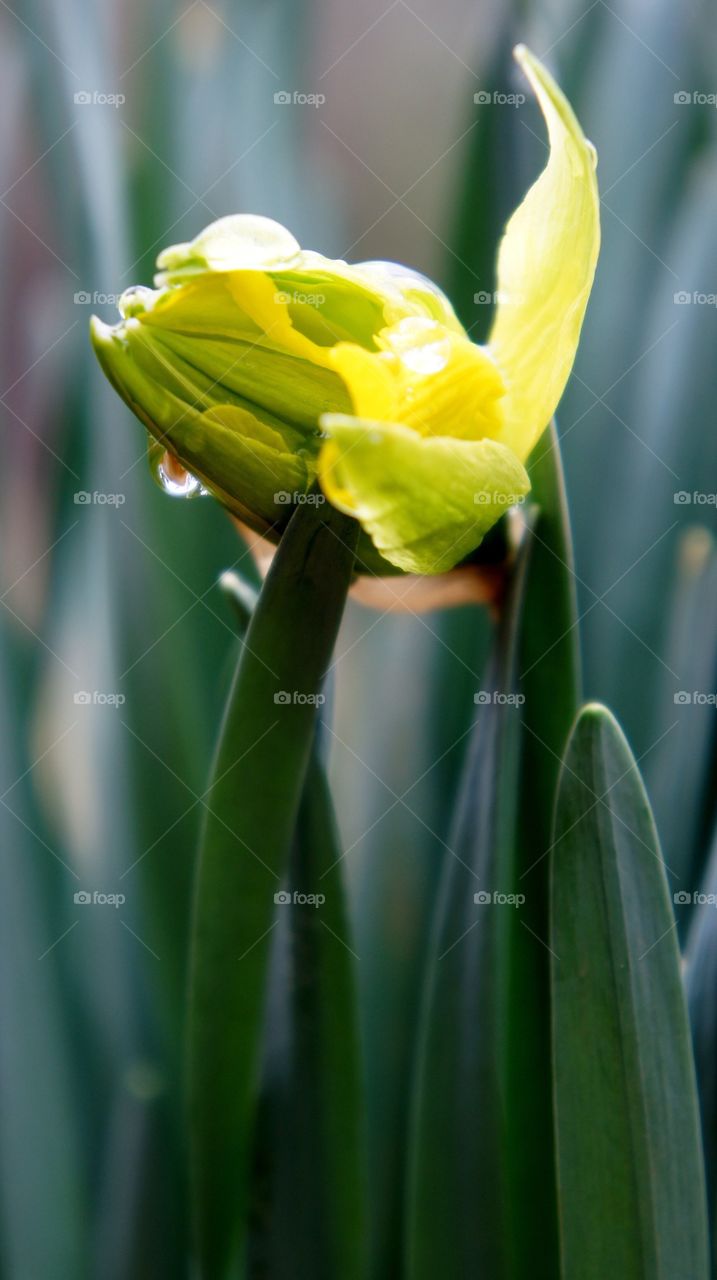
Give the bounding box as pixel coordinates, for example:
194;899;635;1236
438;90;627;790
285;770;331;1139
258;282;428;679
90;217;458;551
91;45;599;576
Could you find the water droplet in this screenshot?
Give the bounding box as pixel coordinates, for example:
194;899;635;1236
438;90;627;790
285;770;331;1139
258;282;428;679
119;286;155;319
402;343;447;375
155;449;207;498
361;261;449;303
384;317;449;375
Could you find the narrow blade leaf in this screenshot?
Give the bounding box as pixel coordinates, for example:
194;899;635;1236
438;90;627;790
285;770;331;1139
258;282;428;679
551;703;710;1279
248;759;367;1279
406;543;529;1279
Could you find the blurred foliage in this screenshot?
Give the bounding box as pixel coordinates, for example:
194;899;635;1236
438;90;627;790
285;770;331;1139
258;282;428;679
1;0;716;1276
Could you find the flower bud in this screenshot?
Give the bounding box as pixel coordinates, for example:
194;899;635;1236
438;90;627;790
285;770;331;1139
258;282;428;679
91;47;599;576
91;215;456;541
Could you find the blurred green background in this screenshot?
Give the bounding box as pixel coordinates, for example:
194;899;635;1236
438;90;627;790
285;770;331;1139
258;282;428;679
1;0;716;1275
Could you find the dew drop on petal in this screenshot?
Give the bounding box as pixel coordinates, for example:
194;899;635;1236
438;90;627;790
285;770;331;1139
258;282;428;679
382;316;450;374
401;342;448;375
155;450;207;498
119;286;155;319
360;261;449;303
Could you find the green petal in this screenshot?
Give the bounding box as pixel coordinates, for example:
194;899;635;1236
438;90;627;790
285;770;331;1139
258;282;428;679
148;328;349;434
123;275;263;340
318;414;529;574
117;275;351;429
261;262;465;347
197;405;314;522
90;317;311;530
488;46;600;460
251;267;395;352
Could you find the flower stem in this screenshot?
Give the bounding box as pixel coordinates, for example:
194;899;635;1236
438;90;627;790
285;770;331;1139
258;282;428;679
187;495;357;1280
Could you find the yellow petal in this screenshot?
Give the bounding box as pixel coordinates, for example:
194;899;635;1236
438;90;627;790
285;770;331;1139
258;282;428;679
225;271;339;369
318;414;529;574
329;343;401;420
488;45;600;460
330;318;506;441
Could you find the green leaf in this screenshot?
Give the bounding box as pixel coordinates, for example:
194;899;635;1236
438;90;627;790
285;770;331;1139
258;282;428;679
406;539;530;1279
501;422;580;1278
248;759;367;1279
646;529;717;901
686;819;717;1272
552;1;716;749
187;497;357;1280
407;428;577;1280
551;703;710;1279
522;422;581;727
0;626;86;1278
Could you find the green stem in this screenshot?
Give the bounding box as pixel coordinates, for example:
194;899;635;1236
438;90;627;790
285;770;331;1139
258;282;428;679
187;496;357;1280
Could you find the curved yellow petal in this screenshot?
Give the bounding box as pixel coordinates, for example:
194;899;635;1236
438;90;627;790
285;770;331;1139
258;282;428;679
318;414;529;574
329;344;401;420
225;270;339;368
330;318;506;441
377;318;506;439
488;45;600;460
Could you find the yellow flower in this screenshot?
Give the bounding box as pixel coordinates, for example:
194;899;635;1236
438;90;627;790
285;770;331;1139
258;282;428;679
318;45;600;572
90;45;599;576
